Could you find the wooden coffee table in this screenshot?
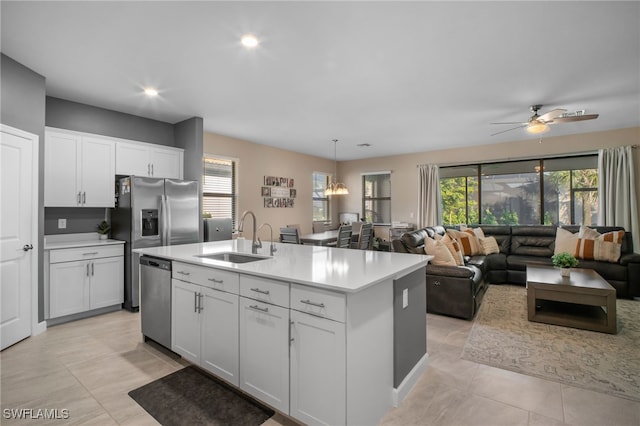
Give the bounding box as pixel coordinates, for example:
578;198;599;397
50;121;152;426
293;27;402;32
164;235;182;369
526;266;617;334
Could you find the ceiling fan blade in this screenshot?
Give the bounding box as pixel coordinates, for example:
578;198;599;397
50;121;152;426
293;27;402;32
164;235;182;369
490;122;528;125
538;108;567;122
490;124;527;136
549;114;599;123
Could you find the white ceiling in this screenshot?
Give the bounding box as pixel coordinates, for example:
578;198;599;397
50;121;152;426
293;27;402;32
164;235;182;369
2;1;639;160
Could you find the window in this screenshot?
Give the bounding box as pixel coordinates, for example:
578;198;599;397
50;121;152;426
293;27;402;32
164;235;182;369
363;172;391;225
439;155;598;226
203;156;237;228
312;172;330;221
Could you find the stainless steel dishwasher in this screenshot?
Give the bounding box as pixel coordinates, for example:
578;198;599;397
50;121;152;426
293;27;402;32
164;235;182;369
140;256;172;349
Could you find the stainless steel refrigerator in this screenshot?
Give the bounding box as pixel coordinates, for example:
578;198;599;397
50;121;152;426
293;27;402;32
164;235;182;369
111;176;200;311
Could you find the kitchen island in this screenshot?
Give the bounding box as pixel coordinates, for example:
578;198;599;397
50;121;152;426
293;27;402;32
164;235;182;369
134;239;430;426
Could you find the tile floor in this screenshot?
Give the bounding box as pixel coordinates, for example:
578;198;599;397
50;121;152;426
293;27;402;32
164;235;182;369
1;310;638;426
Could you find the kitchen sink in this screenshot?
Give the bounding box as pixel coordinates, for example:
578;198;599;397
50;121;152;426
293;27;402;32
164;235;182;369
195;252;270;263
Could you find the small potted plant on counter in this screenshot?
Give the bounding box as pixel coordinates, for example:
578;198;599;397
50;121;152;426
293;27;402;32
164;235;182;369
97;220;111;240
551;252;579;277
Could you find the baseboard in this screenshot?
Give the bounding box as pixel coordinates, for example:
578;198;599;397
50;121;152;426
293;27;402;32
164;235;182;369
392;352;429;407
32;321;47;336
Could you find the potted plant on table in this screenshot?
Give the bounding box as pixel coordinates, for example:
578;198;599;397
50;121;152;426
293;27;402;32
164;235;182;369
551;252;579;277
97;220;111;240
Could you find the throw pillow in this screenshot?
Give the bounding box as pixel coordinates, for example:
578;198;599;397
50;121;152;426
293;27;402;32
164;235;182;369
435;234;465;266
424;237;457;266
554;227;579;255
575;227;625;263
447;229;481;256
579;225;601;240
479;236;500;255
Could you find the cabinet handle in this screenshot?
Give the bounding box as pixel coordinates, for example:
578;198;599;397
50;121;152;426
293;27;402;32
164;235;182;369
151;164;154;176
208;278;223;284
177;271;190;276
83;252;99;256
194;292;198;312
78;192;82;204
250;287;270;295
290;320;295;344
148;163;151;176
198;293;203;313
91;262;94;276
300;299;325;308
82;192;86;204
86;264;90;277
249;304;269;313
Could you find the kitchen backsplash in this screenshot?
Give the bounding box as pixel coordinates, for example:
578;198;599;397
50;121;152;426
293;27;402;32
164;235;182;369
44;207;109;235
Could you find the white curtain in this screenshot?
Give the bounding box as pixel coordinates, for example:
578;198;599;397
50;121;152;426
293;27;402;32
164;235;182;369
598;146;639;253
417;164;441;228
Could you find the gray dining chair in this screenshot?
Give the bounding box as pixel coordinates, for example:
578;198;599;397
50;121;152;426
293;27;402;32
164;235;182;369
356;223;374;250
279;227;300;244
333;224;353;248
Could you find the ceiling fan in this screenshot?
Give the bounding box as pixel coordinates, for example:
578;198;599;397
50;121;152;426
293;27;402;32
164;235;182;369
490;104;599;136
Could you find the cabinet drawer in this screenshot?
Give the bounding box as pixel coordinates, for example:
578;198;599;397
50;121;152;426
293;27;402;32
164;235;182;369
49;245;123;263
291;284;346;323
240;275;289;308
172;262;239;294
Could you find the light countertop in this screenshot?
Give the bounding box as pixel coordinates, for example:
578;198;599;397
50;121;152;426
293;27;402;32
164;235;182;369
134;239;430;293
44;233;125;250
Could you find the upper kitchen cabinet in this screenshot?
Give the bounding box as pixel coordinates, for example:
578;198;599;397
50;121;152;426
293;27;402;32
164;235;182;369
116;140;183;179
45;128;115;207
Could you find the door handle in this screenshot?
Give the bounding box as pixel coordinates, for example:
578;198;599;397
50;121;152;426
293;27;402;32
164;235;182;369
22;244;34;252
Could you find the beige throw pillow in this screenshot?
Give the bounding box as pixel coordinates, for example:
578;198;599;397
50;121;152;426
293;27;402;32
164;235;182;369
576;227;624;263
554;227;579;255
447;229;481;256
424;237;457;266
436;234;465;266
479;236;500;255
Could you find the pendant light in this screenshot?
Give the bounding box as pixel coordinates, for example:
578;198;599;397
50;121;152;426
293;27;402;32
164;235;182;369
325;139;349;196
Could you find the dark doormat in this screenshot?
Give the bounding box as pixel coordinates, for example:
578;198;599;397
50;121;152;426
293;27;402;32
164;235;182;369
128;366;275;425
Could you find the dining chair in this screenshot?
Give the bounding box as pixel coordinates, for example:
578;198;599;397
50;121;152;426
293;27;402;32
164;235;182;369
286;224;302;237
334;224;353;248
349;222;363;248
279;227;301;244
312;221;330;233
356;223;374;250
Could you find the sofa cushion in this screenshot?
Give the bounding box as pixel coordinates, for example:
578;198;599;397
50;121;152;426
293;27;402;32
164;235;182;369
478;226;511;254
479;236;500;255
400;228;430;254
511;235;555;257
507;255;553;271
436;234;465;266
424;237;457;266
555;227;579;255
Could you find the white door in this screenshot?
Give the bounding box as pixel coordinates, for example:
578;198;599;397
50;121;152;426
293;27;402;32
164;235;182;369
49;261;89;318
89;256;124;309
171;279;201;363
44;129;80;206
1;125;36;350
80;136;115;207
150;147;181;179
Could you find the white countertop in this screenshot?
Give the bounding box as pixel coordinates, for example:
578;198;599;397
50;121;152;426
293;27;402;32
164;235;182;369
44;233;125;250
134;239;430;293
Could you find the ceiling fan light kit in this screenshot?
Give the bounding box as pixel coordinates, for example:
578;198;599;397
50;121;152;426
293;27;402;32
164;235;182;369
526;121;549;134
325;139;349;196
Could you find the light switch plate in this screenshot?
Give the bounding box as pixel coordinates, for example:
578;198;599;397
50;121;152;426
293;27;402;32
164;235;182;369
58;218;67;229
402;288;408;309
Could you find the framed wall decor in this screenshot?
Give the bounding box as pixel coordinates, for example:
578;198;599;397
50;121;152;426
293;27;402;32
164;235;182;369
262;175;295;208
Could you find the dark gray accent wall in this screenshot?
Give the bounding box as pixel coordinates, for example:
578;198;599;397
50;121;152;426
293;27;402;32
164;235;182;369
44;208;107;235
1;53;47;322
393;267;427;388
46;97;175;146
175;117;204;241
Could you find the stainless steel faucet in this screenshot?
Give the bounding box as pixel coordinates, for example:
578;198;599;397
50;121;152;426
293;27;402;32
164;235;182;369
238;210;262;254
258;223;277;256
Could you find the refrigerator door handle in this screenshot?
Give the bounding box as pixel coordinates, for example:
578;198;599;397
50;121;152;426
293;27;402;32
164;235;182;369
165;195;172;245
159;194;167;246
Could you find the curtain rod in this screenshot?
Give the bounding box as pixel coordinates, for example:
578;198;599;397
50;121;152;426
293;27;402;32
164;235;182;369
430;150;600;168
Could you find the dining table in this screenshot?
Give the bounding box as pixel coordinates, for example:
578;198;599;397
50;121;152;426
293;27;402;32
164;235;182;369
299;229;359;246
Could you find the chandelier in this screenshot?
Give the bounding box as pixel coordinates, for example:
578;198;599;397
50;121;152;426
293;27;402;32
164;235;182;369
325;139;349;196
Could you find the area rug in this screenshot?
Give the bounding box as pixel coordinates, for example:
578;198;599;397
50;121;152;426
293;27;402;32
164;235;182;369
461;284;640;401
129;366;274;425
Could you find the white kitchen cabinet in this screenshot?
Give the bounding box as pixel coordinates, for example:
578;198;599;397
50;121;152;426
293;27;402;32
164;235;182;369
290;310;346;426
171;263;240;385
116;140;183;179
48;244;124;319
239;296;290;414
44;128;115;207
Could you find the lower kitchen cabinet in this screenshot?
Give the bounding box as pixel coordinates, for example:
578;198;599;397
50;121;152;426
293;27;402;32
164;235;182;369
48;244;124;319
239;296;290;414
172;277;240;385
290;310;346;426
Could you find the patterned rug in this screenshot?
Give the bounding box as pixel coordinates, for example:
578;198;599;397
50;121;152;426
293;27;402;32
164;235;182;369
461;285;640;401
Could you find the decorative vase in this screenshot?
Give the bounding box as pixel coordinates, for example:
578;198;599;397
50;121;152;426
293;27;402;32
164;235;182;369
561;267;571;278
99;234;108;240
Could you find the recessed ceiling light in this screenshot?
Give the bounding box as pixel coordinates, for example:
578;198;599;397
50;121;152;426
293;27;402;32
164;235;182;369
241;34;259;48
144;88;158;97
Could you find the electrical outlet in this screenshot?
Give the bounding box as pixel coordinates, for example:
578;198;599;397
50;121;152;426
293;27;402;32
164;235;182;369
402;288;408;309
58;218;67;229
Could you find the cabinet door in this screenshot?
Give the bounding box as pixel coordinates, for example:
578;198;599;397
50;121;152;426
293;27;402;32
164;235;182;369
290;310;346;426
201;288;239;385
239;297;290;413
115;142;150;176
80;136;115;207
171;279;201;364
44;130;80;206
89;256;124;309
49;261;89;318
150;147;182;179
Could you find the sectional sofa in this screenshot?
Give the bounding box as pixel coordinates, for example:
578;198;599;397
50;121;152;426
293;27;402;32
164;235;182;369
392;225;640;319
